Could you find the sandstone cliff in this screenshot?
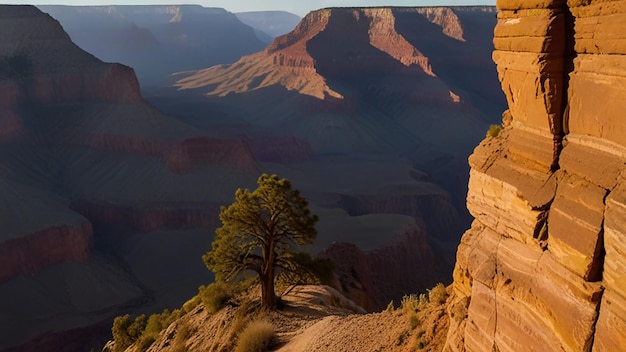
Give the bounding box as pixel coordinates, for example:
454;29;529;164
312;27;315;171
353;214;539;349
445;1;626;351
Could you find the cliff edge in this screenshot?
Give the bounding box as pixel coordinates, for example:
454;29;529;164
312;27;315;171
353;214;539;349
445;1;626;351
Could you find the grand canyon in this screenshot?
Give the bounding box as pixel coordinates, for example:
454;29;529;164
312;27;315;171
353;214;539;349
0;0;624;351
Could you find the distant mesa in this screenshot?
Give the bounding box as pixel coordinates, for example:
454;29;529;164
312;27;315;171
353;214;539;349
174;6;495;101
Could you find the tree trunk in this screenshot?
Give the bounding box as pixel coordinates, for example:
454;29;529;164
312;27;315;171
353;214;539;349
261;272;276;309
261;237;277;309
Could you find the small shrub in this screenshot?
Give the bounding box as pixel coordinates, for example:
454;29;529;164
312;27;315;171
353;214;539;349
111;315;133;352
409;314;419;330
234;319;275;352
136;335;156;351
418;294;429;310
401;294;420;312
427;283;448;306
486;124;502;138
111;314;147;352
199;282;231;313
182;295;201;313
418;341;425;349
172;323;191;352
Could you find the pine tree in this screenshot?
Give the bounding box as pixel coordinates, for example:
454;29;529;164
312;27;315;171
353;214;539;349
203;173;319;309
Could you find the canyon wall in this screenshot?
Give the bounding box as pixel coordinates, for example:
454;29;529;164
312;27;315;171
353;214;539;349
445;0;626;351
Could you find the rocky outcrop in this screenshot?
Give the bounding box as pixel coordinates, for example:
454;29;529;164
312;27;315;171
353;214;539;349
445;1;626;351
322;220;443;311
0;6;142;106
175;9;340;99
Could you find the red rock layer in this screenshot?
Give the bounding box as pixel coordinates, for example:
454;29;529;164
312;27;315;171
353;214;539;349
364;8;434;75
245;136;314;163
0;221;92;283
30;64;142;105
266;9;331;68
68;134;259;173
165;137;258;173
71;201;220;233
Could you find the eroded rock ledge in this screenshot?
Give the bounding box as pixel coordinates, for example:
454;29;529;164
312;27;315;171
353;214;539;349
445;1;626;351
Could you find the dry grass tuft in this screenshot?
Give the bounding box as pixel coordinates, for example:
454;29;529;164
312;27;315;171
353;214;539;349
234;319;275;352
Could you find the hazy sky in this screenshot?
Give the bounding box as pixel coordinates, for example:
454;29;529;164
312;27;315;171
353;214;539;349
4;1;496;16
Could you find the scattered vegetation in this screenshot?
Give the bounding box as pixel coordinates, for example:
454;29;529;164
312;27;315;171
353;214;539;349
234;319;276;352
399;283;449;339
182;294;201;313
111;308;184;352
428;283;448;306
400;294;424;312
171;323;191;352
401;283;448;314
111;314;147;352
199;281;232;314
486;124;502;138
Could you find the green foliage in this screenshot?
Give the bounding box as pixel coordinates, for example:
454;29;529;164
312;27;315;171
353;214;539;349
111;315;133;352
203;173;319;309
427;283;448;306
401;294;421;312
112;309;183;352
275;253;335;294
182;295;201;313
111;314;147;352
172;323;191;352
234;319;275;352
199;282;232;314
486;124;502;138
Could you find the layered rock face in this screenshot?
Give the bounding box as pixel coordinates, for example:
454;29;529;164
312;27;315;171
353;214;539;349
0;6;260;350
175;7;498;104
445;1;626;351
